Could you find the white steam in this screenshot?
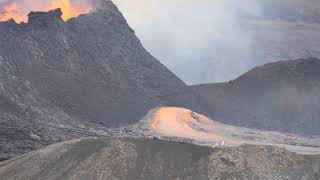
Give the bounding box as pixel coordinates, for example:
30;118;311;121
113;0;320;84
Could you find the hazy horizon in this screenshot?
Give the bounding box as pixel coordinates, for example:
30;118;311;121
113;0;262;84
113;0;320;84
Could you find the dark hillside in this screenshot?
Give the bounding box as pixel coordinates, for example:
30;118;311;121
193;58;320;135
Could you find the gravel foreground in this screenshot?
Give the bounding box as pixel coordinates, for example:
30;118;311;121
1;137;320;180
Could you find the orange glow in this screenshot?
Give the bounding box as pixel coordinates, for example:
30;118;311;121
151;107;239;145
150;107;320;154
0;0;92;23
0;2;27;23
47;0;92;21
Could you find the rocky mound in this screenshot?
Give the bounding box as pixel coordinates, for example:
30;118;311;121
0;137;319;180
193;58;320;135
0;1;208;161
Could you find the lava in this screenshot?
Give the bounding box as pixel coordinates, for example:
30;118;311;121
47;0;92;21
150;107;320;154
151;107;239;145
0;0;93;23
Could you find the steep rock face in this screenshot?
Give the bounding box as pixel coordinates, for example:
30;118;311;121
193;58;320;135
0;138;319;180
0;1;208;160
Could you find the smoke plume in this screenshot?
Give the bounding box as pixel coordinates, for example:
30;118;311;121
113;0;320;84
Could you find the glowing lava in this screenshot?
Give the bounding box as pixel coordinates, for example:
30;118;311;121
150;107;320;154
151;107;239;145
47;0;92;21
0;0;92;23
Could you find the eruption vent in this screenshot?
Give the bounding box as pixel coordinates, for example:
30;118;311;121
0;0;93;23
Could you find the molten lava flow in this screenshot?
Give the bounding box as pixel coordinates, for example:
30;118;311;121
0;0;92;23
151;107;239;145
150;107;320;154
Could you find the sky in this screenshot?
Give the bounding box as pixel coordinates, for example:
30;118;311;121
112;0;319;84
112;0;264;83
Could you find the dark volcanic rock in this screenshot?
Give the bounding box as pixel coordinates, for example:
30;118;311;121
0;1;208;160
193;58;320;135
0;137;319;180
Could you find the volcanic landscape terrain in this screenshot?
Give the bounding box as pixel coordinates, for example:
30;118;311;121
0;0;320;179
